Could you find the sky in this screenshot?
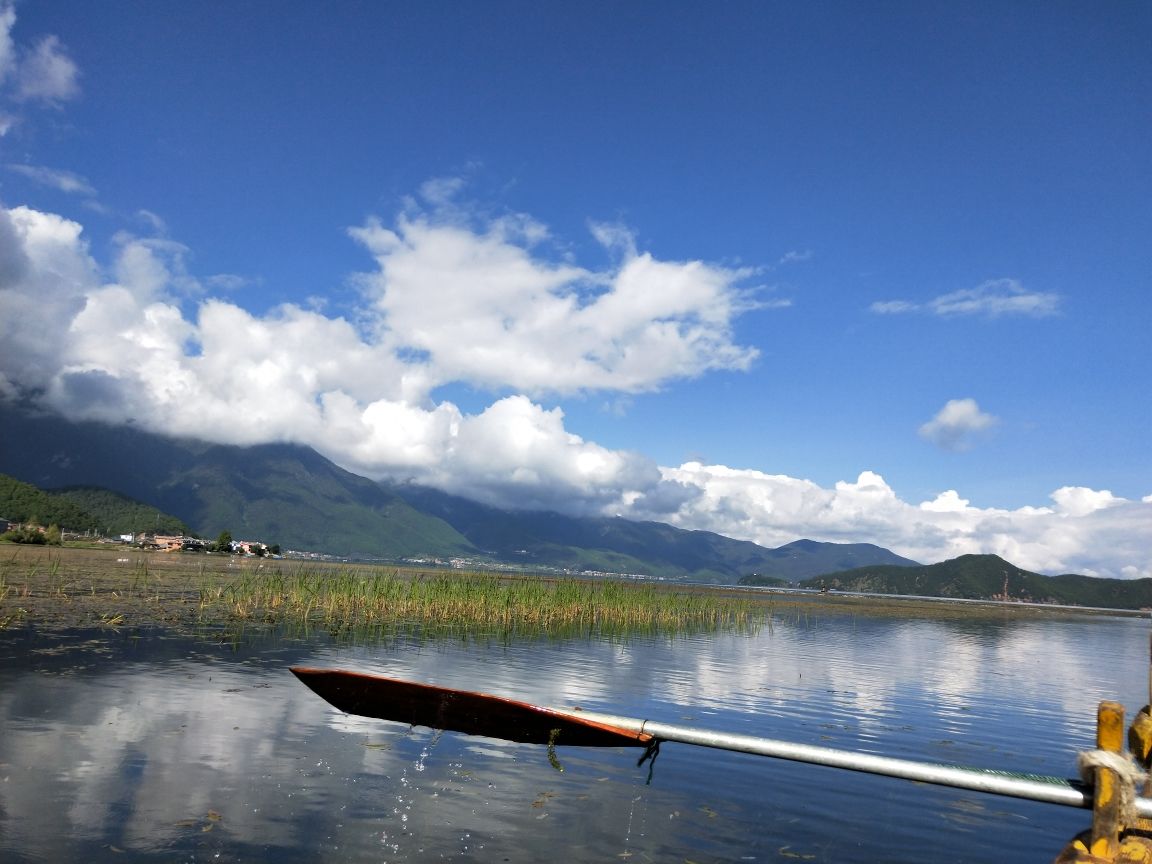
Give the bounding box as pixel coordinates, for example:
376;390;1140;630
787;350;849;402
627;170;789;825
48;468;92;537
0;1;1148;578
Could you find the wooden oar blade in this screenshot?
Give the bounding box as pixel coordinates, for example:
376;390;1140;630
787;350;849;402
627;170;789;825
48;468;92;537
290;667;652;748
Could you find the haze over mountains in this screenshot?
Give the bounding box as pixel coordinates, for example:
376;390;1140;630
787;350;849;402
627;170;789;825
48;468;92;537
0;403;918;582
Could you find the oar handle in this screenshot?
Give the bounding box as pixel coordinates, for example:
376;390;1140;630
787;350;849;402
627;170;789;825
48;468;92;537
568;708;1150;815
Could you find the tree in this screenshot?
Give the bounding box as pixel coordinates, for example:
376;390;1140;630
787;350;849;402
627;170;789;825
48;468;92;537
213;530;233;553
1;526;47;545
44;524;62;546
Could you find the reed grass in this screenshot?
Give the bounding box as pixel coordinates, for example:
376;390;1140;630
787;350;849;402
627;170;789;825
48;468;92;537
1;546;1109;636
0;564;29;629
206;566;765;637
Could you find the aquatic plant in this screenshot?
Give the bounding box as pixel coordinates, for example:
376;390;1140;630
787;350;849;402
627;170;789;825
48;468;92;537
207;566;766;638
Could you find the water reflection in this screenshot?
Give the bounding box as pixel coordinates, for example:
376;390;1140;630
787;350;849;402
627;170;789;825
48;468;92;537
1;610;1149;863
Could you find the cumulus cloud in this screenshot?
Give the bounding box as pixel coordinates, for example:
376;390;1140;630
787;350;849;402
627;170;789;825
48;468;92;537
871;278;1059;318
0;205;97;394
0;197;1148;580
349;194;760;396
918;398;999;451
1050;486;1124;518
643;464;1152;580
0;196;747;512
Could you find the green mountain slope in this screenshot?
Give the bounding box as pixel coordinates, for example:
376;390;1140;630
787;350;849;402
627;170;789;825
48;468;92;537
0;403;921;579
392;484;920;582
0;475;188;535
50;486;188;536
0;474;101;532
802;554;1152;609
0;406;477;559
744;538;921;582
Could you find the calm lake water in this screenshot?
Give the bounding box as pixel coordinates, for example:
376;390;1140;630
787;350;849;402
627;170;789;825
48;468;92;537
1;606;1149;863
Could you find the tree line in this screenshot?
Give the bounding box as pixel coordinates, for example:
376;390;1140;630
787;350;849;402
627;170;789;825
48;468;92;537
0;474;278;555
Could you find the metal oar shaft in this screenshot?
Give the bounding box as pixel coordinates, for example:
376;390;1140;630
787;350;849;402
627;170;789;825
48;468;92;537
570;709;1152;817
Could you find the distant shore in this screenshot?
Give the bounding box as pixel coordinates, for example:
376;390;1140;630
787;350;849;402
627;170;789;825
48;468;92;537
0;544;1138;635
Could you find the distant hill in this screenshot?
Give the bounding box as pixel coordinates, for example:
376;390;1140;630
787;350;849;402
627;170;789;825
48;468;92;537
740;538;920;583
0;473;188;536
392;484;920;582
802;554;1152;610
0;474;104;533
1;402;921;580
0;405;477;559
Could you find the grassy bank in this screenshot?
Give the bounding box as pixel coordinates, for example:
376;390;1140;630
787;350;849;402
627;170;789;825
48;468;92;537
2;545;1124;640
0;545;765;637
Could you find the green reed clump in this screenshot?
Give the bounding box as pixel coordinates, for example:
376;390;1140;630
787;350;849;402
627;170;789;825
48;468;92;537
0;564;24;629
207;567;766;636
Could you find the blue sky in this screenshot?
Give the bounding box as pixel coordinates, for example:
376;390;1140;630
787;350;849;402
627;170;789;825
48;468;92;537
0;1;1148;577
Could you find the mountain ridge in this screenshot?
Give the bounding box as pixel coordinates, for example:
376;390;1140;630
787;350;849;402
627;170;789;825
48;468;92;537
801;554;1152;609
392;481;921;581
0;405;477;559
0;403;920;582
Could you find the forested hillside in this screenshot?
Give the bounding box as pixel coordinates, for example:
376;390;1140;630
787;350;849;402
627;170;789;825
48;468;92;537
803;554;1152;609
51;486;189;536
0;474;188;536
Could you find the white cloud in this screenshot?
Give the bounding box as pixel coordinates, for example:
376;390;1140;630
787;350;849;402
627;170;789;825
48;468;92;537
6;162;96;196
644;464;1152;579
0;3;78;137
872;278;1059;318
0;198;733;505
868;299;917;315
111;232;203;301
0;205;98;394
418;174;467;207
931;278;1059;317
588;221;637;258
778;249;812;264
1050;486;1124;518
15;34;78;103
0;199;1148;581
0;2;15;86
349;199;760;396
918;398;998;451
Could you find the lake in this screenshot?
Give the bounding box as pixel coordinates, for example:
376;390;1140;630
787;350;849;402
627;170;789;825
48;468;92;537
1;604;1149;863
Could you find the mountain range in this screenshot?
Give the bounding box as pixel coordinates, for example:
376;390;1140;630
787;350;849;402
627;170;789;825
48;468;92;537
0;402;917;582
799;554;1152;610
4;403;1148;606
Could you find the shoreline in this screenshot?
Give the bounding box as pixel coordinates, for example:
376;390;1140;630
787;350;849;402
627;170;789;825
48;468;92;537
1;544;1138;636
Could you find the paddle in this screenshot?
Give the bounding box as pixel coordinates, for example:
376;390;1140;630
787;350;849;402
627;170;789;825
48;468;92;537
290;666;653;748
290;666;1152;817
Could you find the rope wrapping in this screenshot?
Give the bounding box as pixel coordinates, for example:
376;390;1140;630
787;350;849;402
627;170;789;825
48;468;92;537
1078;749;1149;827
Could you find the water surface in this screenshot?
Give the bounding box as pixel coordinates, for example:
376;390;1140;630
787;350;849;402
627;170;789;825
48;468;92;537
1;607;1148;862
